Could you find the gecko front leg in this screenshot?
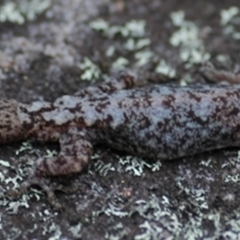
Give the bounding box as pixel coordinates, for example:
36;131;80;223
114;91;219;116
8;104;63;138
7;127;94;209
35;127;93;176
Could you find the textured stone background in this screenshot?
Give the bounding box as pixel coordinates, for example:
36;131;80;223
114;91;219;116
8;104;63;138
1;0;240;239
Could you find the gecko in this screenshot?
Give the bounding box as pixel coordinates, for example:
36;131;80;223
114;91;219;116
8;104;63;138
2;64;240;208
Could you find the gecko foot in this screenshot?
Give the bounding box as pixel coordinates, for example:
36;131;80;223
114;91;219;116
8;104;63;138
6;174;63;210
201;62;240;84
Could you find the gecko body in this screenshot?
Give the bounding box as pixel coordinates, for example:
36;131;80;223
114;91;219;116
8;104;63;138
2;70;240;204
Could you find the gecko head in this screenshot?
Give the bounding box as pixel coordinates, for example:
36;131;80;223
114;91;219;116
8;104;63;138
0;100;30;143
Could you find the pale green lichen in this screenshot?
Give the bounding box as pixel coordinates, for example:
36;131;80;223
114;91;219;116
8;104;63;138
0;141;56;214
216;54;230;63
112;57;129;70
0;0;51;24
90;18;176;78
89;18;109;31
124;38;151;51
5;170;24;189
220;6;240;40
221;213;240;239
170;11;210;67
105;222;128;240
135;221;167;240
106;46;116;57
135;50;154;66
104;202;128;218
119;156;161;176
0;159;11;168
224;174;240;183
43;222;62;240
120;156;146;176
90;19;146;38
176;177;208;210
6;195;30;214
124;20;146;38
0;2;24;24
155;59;176;78
222;150;240;169
94;160;115;177
68;223;82;239
199;158;212;167
90;19;157;72
79;57;101;81
15;141;32;155
3;162;41;214
132;196;181;239
220;6;239;25
46;149;57;157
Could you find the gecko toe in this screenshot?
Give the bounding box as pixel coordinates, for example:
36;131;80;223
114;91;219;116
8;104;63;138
6;175;64;210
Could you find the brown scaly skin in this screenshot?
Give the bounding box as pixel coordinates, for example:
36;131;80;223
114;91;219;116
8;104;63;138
2;68;240;208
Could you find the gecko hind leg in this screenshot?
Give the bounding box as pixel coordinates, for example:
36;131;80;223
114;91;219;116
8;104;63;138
7;128;93;209
201;62;240;84
75;71;147;97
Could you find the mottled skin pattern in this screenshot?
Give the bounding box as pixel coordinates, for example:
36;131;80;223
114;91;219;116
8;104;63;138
2;68;240;207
